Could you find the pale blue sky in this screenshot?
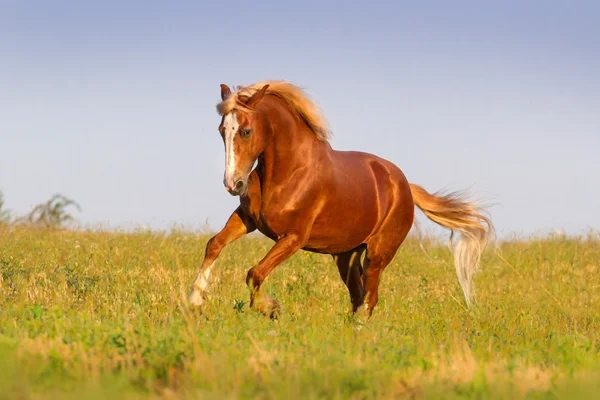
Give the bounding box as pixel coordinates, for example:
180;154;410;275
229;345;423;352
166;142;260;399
1;1;599;238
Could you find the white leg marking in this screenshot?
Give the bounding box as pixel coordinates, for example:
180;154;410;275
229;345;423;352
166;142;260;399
196;263;213;291
189;288;204;307
189;262;215;307
223;112;239;185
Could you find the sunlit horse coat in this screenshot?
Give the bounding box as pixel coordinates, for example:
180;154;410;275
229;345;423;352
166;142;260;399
189;81;493;318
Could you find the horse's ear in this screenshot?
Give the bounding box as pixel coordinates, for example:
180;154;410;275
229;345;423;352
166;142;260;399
220;84;232;101
246;85;269;109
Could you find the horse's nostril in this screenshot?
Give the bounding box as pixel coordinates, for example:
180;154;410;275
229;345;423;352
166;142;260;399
235;181;244;190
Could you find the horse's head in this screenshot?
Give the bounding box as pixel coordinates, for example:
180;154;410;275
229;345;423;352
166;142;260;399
217;84;270;196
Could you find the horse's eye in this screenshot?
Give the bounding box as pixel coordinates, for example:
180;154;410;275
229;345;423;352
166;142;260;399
241;129;252;138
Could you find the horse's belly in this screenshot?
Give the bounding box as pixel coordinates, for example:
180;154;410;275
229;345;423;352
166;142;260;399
252;188;379;253
303;192;380;253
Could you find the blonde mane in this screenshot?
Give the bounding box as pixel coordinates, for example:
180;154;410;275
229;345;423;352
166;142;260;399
216;80;331;142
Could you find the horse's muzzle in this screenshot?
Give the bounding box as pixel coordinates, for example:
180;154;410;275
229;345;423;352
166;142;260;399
223;178;247;196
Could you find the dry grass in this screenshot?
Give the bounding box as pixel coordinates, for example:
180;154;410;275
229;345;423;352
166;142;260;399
1;226;599;399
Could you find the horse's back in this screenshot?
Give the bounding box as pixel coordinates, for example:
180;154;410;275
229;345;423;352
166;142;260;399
330;150;412;197
332;149;413;220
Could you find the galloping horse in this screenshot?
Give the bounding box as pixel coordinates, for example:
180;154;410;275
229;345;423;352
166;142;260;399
189;81;493;318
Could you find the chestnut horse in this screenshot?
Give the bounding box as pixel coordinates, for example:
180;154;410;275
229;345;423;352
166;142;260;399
189;81;493;318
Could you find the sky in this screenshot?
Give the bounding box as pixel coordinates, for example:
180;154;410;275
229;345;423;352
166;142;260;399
1;0;599;239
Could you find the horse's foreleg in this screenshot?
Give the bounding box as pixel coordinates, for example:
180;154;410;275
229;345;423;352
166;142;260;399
245;233;307;318
189;206;255;307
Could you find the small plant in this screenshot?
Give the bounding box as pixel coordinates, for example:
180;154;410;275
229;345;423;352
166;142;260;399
233;299;246;313
23;194;81;229
0;191;11;224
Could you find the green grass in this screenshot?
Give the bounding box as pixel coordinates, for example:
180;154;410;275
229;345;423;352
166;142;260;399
1;226;599;399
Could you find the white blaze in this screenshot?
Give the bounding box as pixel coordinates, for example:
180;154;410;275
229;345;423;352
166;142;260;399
223;112;239;184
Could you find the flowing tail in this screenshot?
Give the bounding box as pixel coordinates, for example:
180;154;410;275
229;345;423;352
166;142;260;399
409;183;494;307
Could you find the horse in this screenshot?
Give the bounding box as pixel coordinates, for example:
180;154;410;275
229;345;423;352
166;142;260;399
188;80;493;318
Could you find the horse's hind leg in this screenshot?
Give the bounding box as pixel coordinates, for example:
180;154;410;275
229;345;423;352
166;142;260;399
361;208;413;316
333;246;366;312
360;244;395;316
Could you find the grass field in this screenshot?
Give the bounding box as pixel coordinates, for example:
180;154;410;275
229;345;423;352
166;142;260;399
1;226;599;399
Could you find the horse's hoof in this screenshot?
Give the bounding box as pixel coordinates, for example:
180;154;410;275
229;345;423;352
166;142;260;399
188;289;205;307
254;295;281;319
355;303;372;320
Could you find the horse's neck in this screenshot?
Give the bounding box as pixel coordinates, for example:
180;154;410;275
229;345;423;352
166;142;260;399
258;114;329;192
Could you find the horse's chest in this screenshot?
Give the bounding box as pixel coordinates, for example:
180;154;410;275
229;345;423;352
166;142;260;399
241;196;292;240
240;172;304;239
238;182;275;239
259;206;288;235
